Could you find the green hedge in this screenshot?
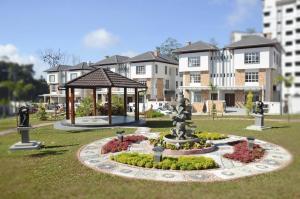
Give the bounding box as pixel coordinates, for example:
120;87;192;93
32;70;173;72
195;132;228;140
144;109;164;118
110;152;218;170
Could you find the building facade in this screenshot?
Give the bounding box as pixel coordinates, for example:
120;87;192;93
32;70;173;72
174;36;282;113
263;0;300;113
44;62;95;103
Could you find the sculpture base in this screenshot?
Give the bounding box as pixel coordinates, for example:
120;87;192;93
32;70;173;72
246;125;271;131
163;134;199;144
10;141;42;151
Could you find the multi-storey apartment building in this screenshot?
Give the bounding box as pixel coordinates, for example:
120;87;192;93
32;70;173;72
128;51;180;101
174;35;282;112
263;0;300;113
43;62;95;103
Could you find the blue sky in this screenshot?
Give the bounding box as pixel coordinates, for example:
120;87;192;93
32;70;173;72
0;0;262;77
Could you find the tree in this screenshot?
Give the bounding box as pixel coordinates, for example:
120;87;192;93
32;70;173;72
40;49;66;68
157;37;182;60
246;91;254;116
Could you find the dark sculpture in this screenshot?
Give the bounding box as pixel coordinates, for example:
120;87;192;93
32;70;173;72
171;91;193;140
18;106;30;127
254;101;264;115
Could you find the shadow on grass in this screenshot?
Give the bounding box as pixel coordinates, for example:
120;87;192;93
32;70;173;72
43;144;79;149
146;120;173;128
271;125;290;129
28;149;68;158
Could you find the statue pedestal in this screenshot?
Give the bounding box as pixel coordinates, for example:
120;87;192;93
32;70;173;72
9;126;42;151
246;114;271;131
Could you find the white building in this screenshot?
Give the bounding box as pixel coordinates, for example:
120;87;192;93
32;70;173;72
174;36;282;113
43;62;95;103
231;31;264;43
263;0;300;113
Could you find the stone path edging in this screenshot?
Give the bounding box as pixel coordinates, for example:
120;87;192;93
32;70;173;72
77;127;293;182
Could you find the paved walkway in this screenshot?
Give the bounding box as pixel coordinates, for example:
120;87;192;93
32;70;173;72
0;122;54;136
78;130;293;182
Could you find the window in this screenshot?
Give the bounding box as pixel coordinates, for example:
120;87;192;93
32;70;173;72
286;41;293;46
190;72;201;83
176;68;178;76
297;17;300;22
155;64;158;73
50;85;56;92
165;80;169;89
286;8;293;13
286;62;292;67
176;81;178;88
297;5;300;9
136;66;145;74
295;83;300;87
139;80;146;85
286;20;293;25
264;23;270;28
296;40;300;44
264;12;270;16
286;31;293;35
70;73;77;80
286;73;292;77
188;57;200;67
295;72;300;77
296;62;300;66
296;50;300;55
245;72;258;82
244;52;260;64
180;81;183;86
286;52;293;56
192;91;201;103
179;73;183;77
165;66;167;75
296;29;300;33
49;75;55;82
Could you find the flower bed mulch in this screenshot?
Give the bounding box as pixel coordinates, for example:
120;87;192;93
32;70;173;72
223;141;265;163
101;135;147;154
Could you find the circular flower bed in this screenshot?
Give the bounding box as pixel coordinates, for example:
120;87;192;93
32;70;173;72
110;152;218;170
223;141;265;163
195;132;228;140
101;135;147;154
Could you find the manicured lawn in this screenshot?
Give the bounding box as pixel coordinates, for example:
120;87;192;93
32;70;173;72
0;118;300;199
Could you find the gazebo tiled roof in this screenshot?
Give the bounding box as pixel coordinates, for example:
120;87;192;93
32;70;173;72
65;68;147;88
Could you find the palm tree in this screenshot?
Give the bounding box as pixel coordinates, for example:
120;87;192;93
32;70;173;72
275;75;294;121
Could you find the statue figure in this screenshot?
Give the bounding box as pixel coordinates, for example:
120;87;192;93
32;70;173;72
254;101;264;115
171;91;193;140
18;106;30;127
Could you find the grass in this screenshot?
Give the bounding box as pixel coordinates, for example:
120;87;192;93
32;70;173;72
0;117;299;198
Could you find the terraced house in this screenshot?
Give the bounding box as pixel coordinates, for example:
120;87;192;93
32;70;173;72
174;35;282;113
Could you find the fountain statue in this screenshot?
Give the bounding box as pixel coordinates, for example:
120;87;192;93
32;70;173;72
163;90;198;144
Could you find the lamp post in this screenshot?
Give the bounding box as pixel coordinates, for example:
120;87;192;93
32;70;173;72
116;130;125;142
152;146;164;162
247;137;255;151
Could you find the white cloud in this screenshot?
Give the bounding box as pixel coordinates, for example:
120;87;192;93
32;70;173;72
83;28;119;49
120;50;138;57
0;44;46;78
227;0;258;26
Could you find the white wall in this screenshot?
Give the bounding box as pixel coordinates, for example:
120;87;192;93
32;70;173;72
178;51;210;72
234;47;272;70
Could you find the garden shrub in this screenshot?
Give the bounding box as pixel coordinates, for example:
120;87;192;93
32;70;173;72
76;97;93;117
223;141;265;163
111;152;218;170
195;132;228;140
36;104;47;121
144;109;164;118
101;135;147;154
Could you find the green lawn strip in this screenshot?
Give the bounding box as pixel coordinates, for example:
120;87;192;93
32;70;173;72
0;119;299;199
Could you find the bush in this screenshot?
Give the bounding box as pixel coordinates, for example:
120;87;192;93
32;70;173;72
195;132;228;140
36;104;47;121
223;141;265;163
246;91;254;115
111;152;218;170
76;97;93;117
144;109;164;118
101;135;147;154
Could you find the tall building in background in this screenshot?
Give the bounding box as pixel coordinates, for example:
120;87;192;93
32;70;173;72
263;0;300;113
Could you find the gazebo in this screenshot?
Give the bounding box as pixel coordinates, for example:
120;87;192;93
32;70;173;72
64;68;147;126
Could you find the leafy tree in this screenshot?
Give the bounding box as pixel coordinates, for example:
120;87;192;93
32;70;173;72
157;37;182;60
246;91;254;115
39;49;66;68
36;103;48;121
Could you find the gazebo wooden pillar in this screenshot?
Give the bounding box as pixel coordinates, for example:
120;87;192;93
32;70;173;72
108;87;112;125
93;88;97;116
124;87;127;116
65;87;69;120
70;88;75;124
